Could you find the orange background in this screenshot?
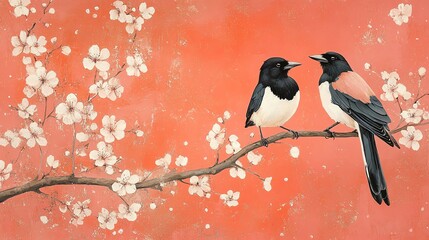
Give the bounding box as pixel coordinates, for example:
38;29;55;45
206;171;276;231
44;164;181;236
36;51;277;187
0;0;428;239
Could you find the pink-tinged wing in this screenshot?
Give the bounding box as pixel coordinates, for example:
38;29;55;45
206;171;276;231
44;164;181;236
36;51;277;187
331;71;375;104
329;71;399;147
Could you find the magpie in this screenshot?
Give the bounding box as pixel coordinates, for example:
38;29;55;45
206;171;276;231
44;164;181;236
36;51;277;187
245;57;301;147
309;51;400;206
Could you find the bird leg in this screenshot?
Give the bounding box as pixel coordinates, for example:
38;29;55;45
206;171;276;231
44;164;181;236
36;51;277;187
323;122;340;139
258;127;269;147
280;126;299;139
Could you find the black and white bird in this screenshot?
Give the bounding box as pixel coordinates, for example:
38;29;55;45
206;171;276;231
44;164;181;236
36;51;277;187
309;51;400;205
245;57;301;146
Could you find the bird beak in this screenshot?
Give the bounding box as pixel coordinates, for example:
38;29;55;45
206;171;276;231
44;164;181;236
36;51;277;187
309;54;328;63
284;62;301;70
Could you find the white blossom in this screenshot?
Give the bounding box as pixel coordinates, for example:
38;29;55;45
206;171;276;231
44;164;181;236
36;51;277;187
25;66;59;97
399;126;423;151
26;35;47;56
380;71;411;101
19;122;47;148
81;103;97;121
118;203;141;221
263;177;272;192
418;67;426;77
247;151;262;165
61;46;71;56
46;155;59;169
125;16;144;34
112;170;139;196
223;111;231;120
220;190;240;207
9;0;31;17
206;123;225;150
55;93;84;125
188;176;211;197
229;160;246;179
99;78;124;101
11;31;29;56
0;130;21;148
109;1;128;23
89;141;117;174
98;208;117;230
139;2;155;20
401;108;424;124
0;160;13;188
175;155;188;167
70;217;84;226
72;199;92;218
389;3;412;26
17;98;36;119
290;146;300;158
100;115;126;143
126;53;148;77
226;134;241;154
155;153;171;169
83;45;110;72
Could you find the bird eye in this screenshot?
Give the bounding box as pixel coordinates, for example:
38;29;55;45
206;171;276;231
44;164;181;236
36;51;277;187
330;56;337;61
276;63;281;68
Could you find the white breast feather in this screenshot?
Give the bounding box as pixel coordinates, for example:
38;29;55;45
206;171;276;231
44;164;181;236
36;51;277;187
250;87;300;127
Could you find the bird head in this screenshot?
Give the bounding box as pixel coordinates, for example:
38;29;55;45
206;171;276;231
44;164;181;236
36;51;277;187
260;57;301;79
309;52;352;79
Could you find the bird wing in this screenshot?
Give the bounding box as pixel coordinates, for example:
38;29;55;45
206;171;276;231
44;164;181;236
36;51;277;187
245;83;265;127
329;71;399;147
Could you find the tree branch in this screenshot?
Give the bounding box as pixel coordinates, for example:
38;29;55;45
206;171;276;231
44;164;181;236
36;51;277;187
0;123;424;203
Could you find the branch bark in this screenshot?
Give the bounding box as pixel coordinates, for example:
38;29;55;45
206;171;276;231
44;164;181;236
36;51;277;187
0;123;420;203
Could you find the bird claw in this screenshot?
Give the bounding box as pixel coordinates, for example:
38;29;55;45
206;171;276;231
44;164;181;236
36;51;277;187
260;138;269;147
290;130;299;139
324;129;335;139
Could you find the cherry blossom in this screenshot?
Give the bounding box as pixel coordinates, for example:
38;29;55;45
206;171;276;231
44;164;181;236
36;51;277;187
76;123;99;143
11;31;30;56
109;1;128;23
0;160;12;188
125;16;144;34
226;134;241;154
73;199;92;219
89;141;118;175
155;153;171;169
26;35;47;56
98;208;117;230
70;217;84;226
46;155;59;169
175;155;188;167
206;123;225;150
82;45;110;72
19;122;47;148
55;93;84;125
263;177;272;192
247;151;262;165
89;80;107;95
112;170;140;196
126;53;148;77
229;160;246;179
81;103;97;121
139;2;155;20
118;203;141;221
25;66;59;97
99;78;124;101
418;67;426;77
0;130;21;148
380;71;411;101
188;176;211;197
17;98;36;119
389;3;412;26
220;190;240;207
100;115;126;143
61;46;71;56
290;146;300;158
399;126;423;151
223;111;231;120
9;0;31;17
401;108;424;124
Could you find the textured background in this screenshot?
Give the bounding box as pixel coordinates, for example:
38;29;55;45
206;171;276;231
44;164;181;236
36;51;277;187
0;0;428;239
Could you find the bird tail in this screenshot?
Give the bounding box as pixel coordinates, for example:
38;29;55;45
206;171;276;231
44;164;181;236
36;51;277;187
356;125;390;206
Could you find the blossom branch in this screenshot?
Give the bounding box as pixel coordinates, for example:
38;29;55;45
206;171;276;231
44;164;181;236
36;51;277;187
0;123;425;203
